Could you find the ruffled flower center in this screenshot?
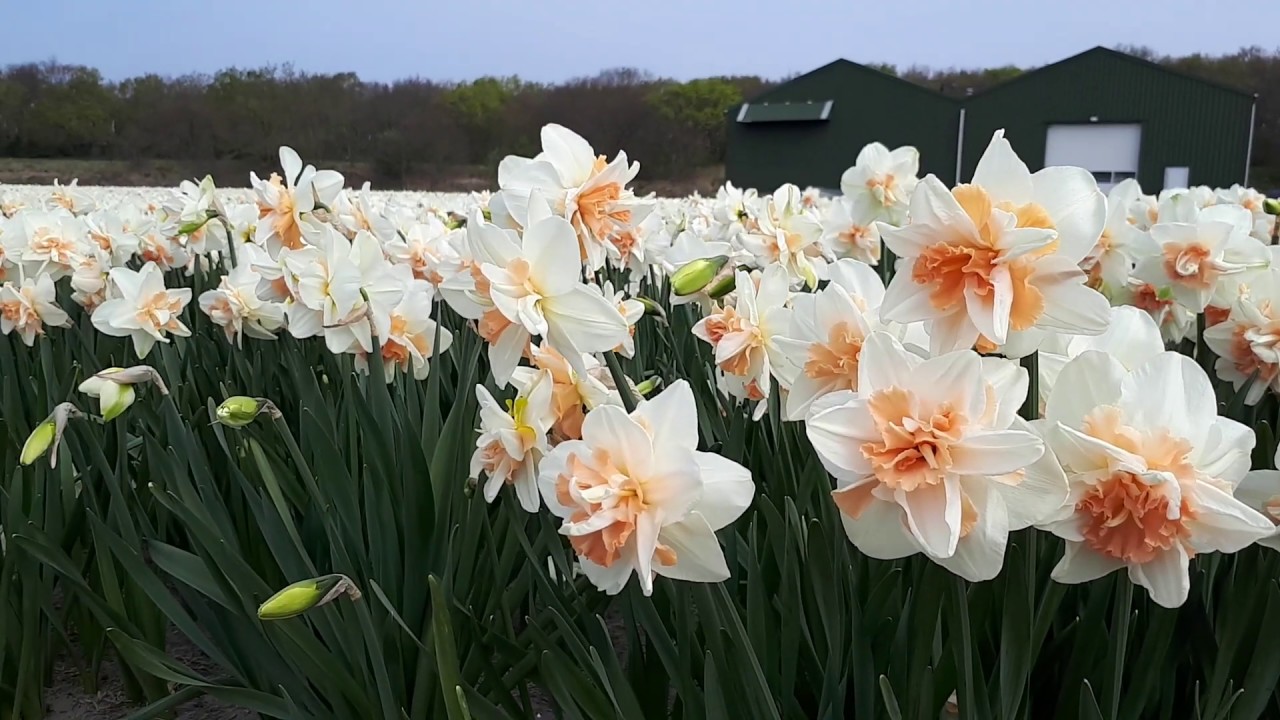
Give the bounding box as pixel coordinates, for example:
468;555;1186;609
910;184;1049;332
860;387;966;492
1075;406;1199;563
556;449;676;568
803;321;864;386
1161;243;1217;289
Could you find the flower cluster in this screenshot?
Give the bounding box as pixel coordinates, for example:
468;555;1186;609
7;121;1280;606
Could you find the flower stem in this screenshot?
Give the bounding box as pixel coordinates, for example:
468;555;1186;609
950;575;976;720
604;351;639;413
1019;351;1040;421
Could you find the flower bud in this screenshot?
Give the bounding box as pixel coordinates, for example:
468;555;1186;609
215;396;265;428
21;403;84;468
633;377;664;396
1265;198;1280;216
177;209;219;236
671;256;730;296
258;574;361;620
705;270;738;299
446;212;467;230
636;296;666;323
20;420;56;466
79;365;168;422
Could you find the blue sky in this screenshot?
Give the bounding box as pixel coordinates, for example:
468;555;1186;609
4;0;1277;82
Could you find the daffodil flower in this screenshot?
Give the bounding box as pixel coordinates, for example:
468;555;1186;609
1041;350;1273;608
538;380;754;595
471;369;556;512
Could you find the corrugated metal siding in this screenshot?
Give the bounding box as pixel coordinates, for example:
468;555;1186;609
961;49;1253;191
726;61;960;191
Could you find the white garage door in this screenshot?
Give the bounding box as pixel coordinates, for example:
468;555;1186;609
1044;124;1142;192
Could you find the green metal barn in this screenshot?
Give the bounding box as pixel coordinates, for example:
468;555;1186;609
726;47;1258;194
960;47;1257;192
724;59;961;192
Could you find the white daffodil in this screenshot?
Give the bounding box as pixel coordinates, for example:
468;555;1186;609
1133;203;1269;314
250;146;344;254
1079;179;1152;300
90;262;192;359
199;262;287;346
1202;267;1280;405
493;124;653;271
479;214;630;366
839;142;920;226
538;380;754;595
805;332;1067;581
1235;443;1280;552
1041;351;1273;608
0;274;71;346
471;369;556;512
741;184;825;288
692;265;790;419
364;274;452;382
19;211;87;280
819;196;882;265
771;259;888;420
438;212;533;386
880;130;1111;357
511;343;613;442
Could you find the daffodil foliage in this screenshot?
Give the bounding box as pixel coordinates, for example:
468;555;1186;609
4;127;1280;720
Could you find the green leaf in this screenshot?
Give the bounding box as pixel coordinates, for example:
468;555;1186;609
431;576;468;720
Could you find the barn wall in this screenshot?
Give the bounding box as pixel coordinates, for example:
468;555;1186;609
726;61;960;192
962;49;1254;191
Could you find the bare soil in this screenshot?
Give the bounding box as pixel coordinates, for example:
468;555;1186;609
43;631;254;720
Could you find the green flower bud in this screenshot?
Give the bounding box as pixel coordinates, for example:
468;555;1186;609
633;377;664;396
1265;198;1280;216
636;296;666;323
21;403;84;469
671;256;730;296
20;420;56;466
258;574;361;620
705;270;738;299
446;212;467;230
215;396;266;428
177;210;218;236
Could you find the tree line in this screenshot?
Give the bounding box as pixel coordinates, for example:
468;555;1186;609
0;45;1277;190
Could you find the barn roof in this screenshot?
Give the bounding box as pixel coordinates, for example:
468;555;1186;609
968;46;1254;100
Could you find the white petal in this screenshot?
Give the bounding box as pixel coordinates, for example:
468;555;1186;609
691;451;754;530
1193;418;1255;486
632;379;698;453
857;331;919;393
1045;350;1125;431
934;479;1008;582
524;216;581;297
542;286;629;355
653;513;730;583
972;130;1033;205
837;498;919;559
1031;166;1106;263
581;405;653;479
1128;545;1190;609
1121;352;1216;449
1185;482;1274;554
1050;542;1125;584
898;478;960;558
949;429;1044;476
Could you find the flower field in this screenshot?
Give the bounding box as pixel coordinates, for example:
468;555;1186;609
4;125;1280;719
